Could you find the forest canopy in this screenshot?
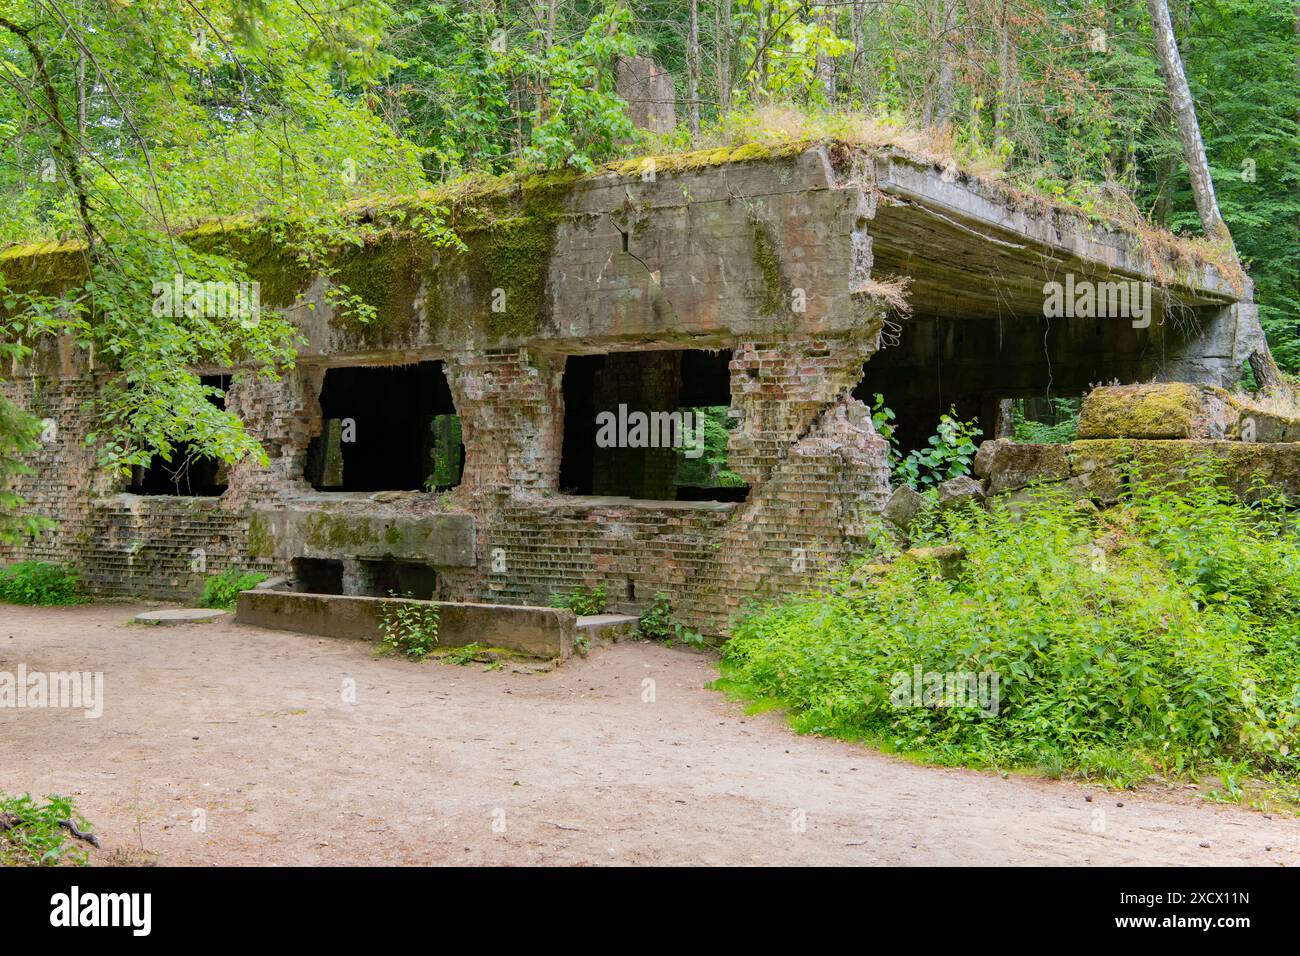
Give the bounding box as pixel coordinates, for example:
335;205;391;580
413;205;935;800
0;0;1295;493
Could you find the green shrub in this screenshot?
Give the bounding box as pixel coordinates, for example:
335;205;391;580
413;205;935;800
377;597;441;661
0;792;95;866
0;561;84;605
549;584;607;616
721;462;1300;782
200;568;269;609
870;395;982;491
638;591;707;647
1012;397;1079;444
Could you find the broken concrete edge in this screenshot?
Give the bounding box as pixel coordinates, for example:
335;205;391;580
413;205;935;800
974;437;1300;504
235;590;576;660
1078;382;1300;441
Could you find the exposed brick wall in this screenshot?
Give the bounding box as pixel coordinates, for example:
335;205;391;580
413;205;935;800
3;332;892;633
1;147;902;633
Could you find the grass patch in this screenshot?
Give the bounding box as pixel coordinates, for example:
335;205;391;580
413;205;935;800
0;561;85;605
721;462;1300;790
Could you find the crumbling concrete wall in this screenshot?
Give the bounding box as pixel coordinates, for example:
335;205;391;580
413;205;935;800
0;144;1263;635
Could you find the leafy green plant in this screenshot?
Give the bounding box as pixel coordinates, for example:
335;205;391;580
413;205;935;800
893;410;983;491
377;597;441;661
200;568;269;609
872;396;982;491
1012;398;1080;444
721;463;1300;784
638;591;707;647
549;585;607;616
0;561;84;605
675;405;747;490
0;793;95;866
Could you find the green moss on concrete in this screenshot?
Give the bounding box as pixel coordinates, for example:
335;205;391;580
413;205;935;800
751;217;788;316
304;512;385;552
246;512;274;560
330;234;429;349
610;139;811;177
0;240;88;298
1077;383;1212;439
187;226;313;310
430;172;576;343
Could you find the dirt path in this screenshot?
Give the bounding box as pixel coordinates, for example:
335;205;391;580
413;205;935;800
1;602;1296;866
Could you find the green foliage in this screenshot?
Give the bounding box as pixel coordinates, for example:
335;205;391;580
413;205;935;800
638;591;707;647
0;561;83;605
549;585;607;616
199;568;269;609
0;792;93;866
385;0;635;175
722;467;1300;782
377;596;441;660
425;413;463;491
0;389;50;543
873;396;982;491
675;405;746;489
1012;398;1080;444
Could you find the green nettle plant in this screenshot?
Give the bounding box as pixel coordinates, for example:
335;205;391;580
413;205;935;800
377;597;441;661
720;461;1300;786
872;396;982;491
200;568;270;610
638;591;707;647
0;792;95;866
549;585;607;616
0;561;84;605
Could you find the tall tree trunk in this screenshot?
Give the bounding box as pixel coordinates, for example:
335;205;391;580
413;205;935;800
994;0;1011;140
1144;0;1231;244
714;0;732;114
688;0;701;138
931;0;956;130
815;7;836;104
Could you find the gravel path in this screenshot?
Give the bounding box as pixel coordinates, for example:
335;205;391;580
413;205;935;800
2;602;1296;866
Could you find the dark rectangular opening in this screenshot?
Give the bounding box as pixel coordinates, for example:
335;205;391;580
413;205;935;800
559;349;746;502
854;312;1151;456
360;558;436;600
292;557;344;595
127;374;230;496
305;361;462;492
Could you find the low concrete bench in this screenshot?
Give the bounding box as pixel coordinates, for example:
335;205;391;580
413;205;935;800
236;590;575;659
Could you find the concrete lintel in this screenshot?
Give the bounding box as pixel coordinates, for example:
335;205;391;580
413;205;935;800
250;507;476;567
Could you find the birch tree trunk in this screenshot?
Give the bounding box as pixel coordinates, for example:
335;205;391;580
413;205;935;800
933;0;956;130
688;0;701;139
1144;0;1231;244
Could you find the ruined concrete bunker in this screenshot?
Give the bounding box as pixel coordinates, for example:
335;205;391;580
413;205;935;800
1;142;1266;636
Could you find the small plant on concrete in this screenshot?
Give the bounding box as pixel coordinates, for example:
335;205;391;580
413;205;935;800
638;591;706;647
0;792;97;866
377;597;441;661
200;568;269;609
549;584;607;616
0;561;84;606
445;641;483;665
892;408;982;491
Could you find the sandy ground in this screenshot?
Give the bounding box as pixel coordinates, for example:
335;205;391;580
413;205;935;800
1;602;1297;866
